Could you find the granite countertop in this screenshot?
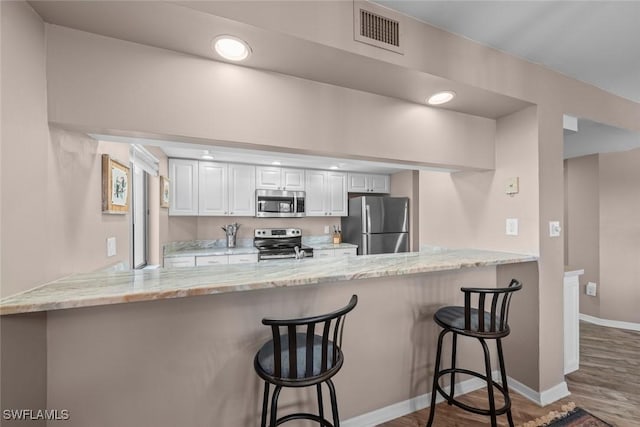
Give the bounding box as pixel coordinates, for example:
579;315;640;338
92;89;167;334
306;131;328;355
163;239;258;258
0;249;536;315
163;237;356;258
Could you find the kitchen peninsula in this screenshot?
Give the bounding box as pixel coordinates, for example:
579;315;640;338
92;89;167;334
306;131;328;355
1;248;539;427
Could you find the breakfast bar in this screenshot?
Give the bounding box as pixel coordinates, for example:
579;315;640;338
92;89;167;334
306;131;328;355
1;249;539;427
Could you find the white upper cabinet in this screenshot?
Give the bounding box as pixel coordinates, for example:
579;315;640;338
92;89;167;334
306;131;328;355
198;162;228;216
305;170;347;217
170;160;255;217
347;173;390;193
169;159;199;216
228;163;256;216
326;172;348;216
256;167;305;191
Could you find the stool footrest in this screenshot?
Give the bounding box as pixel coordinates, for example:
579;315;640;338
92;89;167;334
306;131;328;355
274;412;334;427
434;368;512;416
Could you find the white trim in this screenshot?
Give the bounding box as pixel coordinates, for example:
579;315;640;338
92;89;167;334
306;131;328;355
342;374;569;426
130;144;160;176
579;313;640;332
507;377;570;406
342;371;499;427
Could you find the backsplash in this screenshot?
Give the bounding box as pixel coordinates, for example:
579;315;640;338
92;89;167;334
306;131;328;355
168;216;341;242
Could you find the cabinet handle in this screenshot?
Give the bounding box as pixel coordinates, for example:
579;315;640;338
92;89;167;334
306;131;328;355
230;211;233;214
329;212;332;216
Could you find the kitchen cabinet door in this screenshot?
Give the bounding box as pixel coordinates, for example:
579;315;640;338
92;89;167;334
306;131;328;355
304;170;327;216
164;256;196;268
347;172;390;193
169;159;199;216
281;168;305;191
256;167;282;190
313;249;334;258
228;254;258;264
199;162;228;215
228;164;255;216
369;174;390;193
347;173;368;193
326;172;347;216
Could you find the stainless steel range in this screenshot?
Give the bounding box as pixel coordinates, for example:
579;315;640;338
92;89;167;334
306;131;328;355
254;228;314;261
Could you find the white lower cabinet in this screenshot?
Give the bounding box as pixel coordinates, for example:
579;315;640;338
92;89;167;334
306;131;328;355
564;269;583;375
164;256;196;268
195;256;228;267
165;253;258;268
228;254;259;264
313;247;357;258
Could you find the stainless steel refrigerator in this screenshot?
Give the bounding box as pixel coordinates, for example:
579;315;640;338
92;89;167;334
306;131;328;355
341;196;409;255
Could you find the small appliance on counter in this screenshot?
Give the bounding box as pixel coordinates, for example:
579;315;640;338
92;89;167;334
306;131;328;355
254;228;314;261
341;196;409;255
222;223;241;248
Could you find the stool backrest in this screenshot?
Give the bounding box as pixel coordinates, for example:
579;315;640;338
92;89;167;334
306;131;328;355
261;295;358;379
461;279;522;335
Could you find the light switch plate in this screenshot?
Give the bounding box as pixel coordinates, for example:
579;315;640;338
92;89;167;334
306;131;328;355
107;237;116;257
506;218;518;236
505;177;519;195
549;221;561;237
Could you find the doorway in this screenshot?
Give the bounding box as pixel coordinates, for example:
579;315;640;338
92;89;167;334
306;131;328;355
132;164;148;269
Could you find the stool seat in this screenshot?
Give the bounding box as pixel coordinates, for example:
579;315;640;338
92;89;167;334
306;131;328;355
426;279;522;427
434;306;507;336
256;333;337;380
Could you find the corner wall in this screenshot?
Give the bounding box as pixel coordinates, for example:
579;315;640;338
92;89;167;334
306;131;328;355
390;170;419;252
564;155;600;317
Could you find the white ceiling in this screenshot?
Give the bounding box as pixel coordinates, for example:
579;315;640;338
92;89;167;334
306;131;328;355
374;0;640;158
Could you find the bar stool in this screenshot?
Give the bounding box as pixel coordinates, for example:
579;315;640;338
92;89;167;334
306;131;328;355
254;295;358;427
426;279;522;427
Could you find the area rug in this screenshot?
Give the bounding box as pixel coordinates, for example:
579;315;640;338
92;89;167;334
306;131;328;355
519;402;612;427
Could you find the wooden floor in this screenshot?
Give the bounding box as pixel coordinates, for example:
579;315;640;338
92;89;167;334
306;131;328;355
380;321;640;426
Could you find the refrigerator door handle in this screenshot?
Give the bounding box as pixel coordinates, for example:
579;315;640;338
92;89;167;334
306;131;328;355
362;234;368;255
364;204;371;233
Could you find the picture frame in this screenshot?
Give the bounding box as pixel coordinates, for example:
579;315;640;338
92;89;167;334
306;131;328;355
160;175;170;208
102;154;130;214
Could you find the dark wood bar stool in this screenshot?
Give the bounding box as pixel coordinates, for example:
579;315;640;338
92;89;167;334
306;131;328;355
426;279;522;427
254;295;358;427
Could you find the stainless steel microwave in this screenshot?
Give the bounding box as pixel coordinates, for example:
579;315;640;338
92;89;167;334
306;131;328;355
255;189;305;218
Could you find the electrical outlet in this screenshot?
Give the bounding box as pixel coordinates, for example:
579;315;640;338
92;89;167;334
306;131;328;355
549;221;561;237
506;218;518;236
107;237;116;257
586;282;597;297
324;225;330;234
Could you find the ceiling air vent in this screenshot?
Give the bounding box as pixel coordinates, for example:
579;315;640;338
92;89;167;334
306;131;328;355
354;1;404;54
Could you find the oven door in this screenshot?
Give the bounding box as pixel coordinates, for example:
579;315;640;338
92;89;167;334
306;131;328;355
255;190;305;217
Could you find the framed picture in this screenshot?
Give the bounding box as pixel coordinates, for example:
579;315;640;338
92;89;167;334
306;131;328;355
160;175;170;208
102;154;130;214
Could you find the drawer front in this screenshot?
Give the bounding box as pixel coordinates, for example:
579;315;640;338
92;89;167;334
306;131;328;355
196;256;229;266
227;254;258;264
335;248;357;257
314;249;334;258
164;256;195;268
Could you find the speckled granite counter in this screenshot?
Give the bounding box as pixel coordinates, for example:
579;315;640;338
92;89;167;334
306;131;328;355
0;249;536;315
163;239;258;258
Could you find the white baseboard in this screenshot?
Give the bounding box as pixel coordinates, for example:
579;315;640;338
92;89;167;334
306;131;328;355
342;373;569;426
341;372;497;427
579;313;640;332
507;377;570;406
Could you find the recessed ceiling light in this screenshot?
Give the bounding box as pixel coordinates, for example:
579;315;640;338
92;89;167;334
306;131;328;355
330;166;339;170
271;161;281;166
212;35;251;61
427;90;456;105
202;150;214;160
